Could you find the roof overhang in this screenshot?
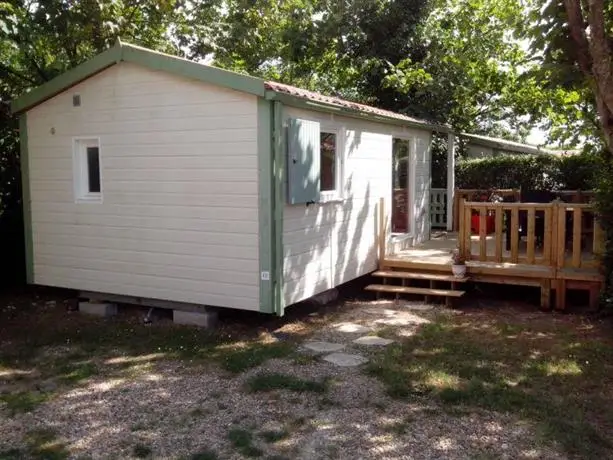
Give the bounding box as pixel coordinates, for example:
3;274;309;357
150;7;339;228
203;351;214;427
265;90;451;133
460;132;555;155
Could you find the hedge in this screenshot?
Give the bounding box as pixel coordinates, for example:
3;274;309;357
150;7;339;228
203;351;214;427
455;154;599;192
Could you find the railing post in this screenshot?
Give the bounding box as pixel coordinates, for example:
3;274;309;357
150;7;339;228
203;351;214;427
494;204;503;262
458;198;466;257
555;200;566;269
378;197;386;264
572;207;582;268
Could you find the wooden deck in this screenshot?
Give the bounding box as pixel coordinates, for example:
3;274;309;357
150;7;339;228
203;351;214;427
378;197;604;310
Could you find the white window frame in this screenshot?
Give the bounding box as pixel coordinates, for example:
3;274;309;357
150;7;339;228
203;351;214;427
319;126;345;202
391;134;416;236
73;137;103;203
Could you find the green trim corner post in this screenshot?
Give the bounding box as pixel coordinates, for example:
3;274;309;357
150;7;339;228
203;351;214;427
272;101;285;316
257;98;274;313
257;98;285;316
19;114;33;284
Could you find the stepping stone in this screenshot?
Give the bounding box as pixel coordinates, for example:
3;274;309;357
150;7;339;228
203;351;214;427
333;322;371;333
322;352;369;367
374;314;431;326
353;336;394;346
302;341;345;354
402;303;434;311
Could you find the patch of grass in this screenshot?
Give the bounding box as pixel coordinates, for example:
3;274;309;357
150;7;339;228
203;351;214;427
246;372;327;393
24;428;70;460
383;415;415;435
190;407;206;417
188;449;219;460
132;443;153;458
364;313;613;458
0;448;24;459
0;391;48;415
57;361;98;384
292;353;318;365
258;429;289;443
227;428;263;458
218;343;294;374
317;396;340;409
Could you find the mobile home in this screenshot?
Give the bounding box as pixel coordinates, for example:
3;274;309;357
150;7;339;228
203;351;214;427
12;41;447;316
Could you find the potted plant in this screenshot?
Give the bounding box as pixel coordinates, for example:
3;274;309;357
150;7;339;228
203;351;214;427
451;248;467;277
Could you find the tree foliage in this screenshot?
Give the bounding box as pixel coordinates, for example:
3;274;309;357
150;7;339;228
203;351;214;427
528;0;613;306
456;154;599;191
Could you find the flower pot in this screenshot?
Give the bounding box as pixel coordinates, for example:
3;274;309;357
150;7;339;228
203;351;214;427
451;264;467;277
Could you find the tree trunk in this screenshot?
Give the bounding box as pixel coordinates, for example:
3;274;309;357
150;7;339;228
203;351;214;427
563;0;613;157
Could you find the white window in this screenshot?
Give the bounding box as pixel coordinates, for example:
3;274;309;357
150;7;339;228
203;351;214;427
319;129;343;201
73;138;102;202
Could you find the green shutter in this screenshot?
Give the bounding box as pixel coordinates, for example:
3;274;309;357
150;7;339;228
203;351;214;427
287;118;320;205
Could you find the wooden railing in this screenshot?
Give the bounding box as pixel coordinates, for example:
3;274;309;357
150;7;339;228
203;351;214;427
459;199;603;270
555;203;603;270
453;188;520;231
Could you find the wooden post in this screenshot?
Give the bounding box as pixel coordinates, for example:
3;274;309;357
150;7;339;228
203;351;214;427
495;205;503;262
556;204;566;269
544;207;552;265
527;208;536;264
555;279;567;311
458;198;466;256
572;207;582;268
479;206;487;261
540;279;551;310
378;197;386;266
453;191;460;232
446;133;455;231
510;208;519;263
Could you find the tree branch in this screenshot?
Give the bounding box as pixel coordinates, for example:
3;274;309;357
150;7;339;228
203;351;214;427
586;0;613;117
562;0;592;75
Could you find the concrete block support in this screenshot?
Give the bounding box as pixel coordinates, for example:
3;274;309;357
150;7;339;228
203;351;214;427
79;301;118;317
173;309;218;328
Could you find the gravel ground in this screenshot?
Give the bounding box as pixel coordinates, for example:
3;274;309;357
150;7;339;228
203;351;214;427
0;298;569;459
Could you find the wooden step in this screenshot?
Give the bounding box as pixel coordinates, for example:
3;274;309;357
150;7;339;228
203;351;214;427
365;284;465;297
372;270;468;283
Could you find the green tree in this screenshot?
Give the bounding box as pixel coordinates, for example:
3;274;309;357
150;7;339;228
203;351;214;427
528;0;613;306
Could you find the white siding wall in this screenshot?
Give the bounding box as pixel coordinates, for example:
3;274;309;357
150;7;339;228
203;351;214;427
27;63;261;310
282;107;432;305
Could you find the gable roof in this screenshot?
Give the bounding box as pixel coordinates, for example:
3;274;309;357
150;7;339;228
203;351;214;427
10;40;446;131
10;40;266;114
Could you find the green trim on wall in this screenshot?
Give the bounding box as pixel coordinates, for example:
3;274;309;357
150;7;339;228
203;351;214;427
19;114;33;284
257;98;274;314
264;91;450;134
11;45;121;114
272;101;286;316
11;41;266;114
